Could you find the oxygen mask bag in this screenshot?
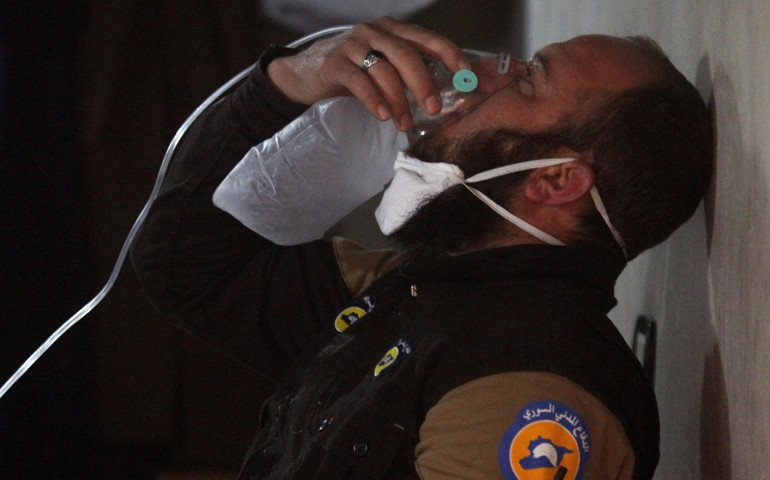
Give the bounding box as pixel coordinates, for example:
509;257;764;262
406;49;513;143
213;49;514;246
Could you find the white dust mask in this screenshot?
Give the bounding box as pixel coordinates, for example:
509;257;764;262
375;153;465;235
375;152;627;255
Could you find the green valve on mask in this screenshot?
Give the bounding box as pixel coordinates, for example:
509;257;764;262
452;69;478;92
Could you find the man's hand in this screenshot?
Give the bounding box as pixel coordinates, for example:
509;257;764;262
266;17;470;131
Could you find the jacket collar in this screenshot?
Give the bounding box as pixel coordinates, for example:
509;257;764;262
399;244;626;297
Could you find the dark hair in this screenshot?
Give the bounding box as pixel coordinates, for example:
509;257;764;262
568;37;713;260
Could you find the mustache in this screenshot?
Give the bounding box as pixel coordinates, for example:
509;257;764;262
405;128;568;177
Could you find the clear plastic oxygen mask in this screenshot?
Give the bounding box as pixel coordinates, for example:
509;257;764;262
406;49;513;142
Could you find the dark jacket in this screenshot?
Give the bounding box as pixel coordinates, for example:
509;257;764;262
130;48;659;480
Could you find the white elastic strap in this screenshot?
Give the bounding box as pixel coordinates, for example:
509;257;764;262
463;157;628;254
589;186;628;258
459;158;577;246
460;182;567;246
465;157;576;183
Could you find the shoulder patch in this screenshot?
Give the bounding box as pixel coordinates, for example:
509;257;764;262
373;339;412;378
498;400;590;480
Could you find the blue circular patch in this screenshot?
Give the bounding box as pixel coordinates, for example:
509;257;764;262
498;400;591;480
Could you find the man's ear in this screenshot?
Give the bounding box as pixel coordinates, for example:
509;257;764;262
523;160;595;206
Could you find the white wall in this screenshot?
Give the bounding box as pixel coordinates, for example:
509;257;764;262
520;1;770;478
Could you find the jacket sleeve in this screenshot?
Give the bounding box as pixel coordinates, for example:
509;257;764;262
130;48;352;382
415;372;635;480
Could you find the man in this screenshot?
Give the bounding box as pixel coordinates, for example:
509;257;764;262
131;17;712;480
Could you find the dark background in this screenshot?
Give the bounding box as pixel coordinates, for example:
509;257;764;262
1;1;522;478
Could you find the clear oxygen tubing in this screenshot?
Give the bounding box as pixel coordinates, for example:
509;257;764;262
0;25;354;401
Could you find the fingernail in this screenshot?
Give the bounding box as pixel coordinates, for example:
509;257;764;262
399;113;413;131
425;95;441;114
458;59;472;70
377;104;391;120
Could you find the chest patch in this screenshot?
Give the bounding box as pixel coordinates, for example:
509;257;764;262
498;400;591;480
334;295;375;332
373;339;412;378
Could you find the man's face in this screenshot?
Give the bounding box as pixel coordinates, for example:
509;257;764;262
433;34;660;143
391;35;660;252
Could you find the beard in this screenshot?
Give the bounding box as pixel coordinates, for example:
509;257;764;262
389;128;566;253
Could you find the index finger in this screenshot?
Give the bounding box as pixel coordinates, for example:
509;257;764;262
362;18;470;114
372;17;470;71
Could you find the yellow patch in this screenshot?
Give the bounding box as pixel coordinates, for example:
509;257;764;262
334;306;367;332
374;346;400;377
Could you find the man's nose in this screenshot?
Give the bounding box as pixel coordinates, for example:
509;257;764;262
473;56;526;94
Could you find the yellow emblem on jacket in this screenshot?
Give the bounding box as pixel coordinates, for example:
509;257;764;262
373;339;413;378
334;306;367;332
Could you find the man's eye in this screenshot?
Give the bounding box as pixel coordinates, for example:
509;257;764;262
517;59;535;95
524;59;535;83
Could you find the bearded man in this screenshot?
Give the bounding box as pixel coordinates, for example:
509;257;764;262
131;17;712;480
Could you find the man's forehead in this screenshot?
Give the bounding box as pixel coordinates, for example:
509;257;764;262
537;34;636;58
535;34;658;92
